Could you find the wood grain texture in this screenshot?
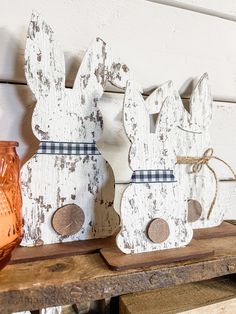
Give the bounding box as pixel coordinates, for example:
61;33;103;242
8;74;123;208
51;204;85;237
147;218;170;243
0;235;236;313
21;12;130;246
2;1;236;101
10;237;115;264
100;239;214;271
116;81;192;254
193;222;236;240
119;276;236;314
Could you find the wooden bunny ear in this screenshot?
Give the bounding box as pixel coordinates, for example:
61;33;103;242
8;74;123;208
25;11;65;101
108;60;130;89
73;38;112;98
123;80;149;142
189;73;212;130
146;80;181;114
155;95;177;136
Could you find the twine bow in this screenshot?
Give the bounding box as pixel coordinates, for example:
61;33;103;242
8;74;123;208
177;148;236;219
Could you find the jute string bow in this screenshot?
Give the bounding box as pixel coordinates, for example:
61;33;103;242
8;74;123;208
177;148;236;219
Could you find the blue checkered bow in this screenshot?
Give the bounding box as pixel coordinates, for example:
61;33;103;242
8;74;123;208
37;141;101;156
131;169;175;183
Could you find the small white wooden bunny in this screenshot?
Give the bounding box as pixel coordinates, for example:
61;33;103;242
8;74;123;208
175;73;234;228
150;74;234;229
116;81;193;254
21;12;129;246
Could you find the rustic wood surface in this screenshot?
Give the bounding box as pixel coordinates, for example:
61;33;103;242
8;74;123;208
100;239;214;271
10;237;115;264
193;222;236;240
119;276;236;314
0;235;236;313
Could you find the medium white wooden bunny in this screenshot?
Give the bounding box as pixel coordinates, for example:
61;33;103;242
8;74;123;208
21;12;129;246
116;81;193;254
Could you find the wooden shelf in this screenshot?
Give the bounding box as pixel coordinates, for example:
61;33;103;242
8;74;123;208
0;235;236;313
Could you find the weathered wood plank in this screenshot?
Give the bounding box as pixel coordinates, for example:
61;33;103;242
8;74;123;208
1;1;236;101
0;236;236;313
120;276;236;314
149;0;236;21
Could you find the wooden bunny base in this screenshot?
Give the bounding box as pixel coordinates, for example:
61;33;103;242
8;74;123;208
10;236;115;264
100;240;214;271
193;221;236;240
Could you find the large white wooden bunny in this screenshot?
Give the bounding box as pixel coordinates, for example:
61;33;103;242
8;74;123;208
21;12;130;246
148;74;235;229
116;81;193;254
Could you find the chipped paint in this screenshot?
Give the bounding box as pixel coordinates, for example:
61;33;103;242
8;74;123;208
21;12;129;246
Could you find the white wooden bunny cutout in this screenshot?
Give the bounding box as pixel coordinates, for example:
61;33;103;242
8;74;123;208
21;12;130;246
116;81;193;254
149;74;235;229
175;73;236;228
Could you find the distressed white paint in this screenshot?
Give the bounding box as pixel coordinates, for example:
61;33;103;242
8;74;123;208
21;12;131;246
116;81;192;254
132;74;236;229
2;1;236;101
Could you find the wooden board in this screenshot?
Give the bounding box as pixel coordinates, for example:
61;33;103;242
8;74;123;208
9;237;115;265
150;0;236;21
193;221;236;240
119;276;236;314
0;235;236;313
100;240;214;271
2;1;236;101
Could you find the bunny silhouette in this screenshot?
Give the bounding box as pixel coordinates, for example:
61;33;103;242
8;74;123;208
116;81;192;254
21;12;128;246
175;74;231;228
151;74;230;228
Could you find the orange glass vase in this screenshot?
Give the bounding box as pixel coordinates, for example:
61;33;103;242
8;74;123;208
0;141;22;270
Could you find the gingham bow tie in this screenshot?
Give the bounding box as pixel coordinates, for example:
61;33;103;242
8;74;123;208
131;170;175;183
37;141;101;155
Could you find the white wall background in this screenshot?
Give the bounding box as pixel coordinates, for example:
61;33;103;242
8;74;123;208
0;0;236;218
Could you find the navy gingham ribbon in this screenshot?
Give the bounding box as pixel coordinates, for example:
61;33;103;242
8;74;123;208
37;141;101;155
131;169;175;183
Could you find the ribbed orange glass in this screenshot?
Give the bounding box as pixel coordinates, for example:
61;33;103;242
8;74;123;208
0;141;22;270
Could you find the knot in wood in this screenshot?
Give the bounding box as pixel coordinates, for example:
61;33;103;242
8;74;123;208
227;263;235;272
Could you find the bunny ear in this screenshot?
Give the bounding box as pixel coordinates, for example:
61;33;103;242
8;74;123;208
73;38;112;99
123;80;149;142
146;80;181;114
189;73;212;130
155;95;177;136
108;60;130;89
25;11;65;101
